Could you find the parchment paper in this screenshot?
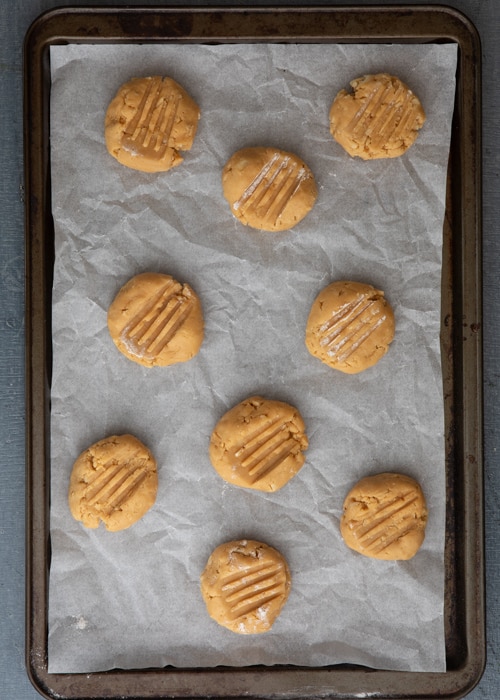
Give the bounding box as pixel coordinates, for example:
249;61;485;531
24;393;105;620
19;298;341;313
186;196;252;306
48;42;457;674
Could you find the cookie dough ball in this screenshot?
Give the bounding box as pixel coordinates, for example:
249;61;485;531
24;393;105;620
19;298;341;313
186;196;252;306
107;272;204;368
200;539;291;634
222;146;317;231
104;75;200;172
209;396;308;492
329;73;426;160
305;280;395;374
340;472;428;560
68;434;158;531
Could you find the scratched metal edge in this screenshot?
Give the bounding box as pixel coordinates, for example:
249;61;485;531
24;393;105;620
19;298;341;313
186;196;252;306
23;5;484;699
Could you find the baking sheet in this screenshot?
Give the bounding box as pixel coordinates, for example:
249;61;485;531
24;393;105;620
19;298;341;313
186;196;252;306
46;41;457;674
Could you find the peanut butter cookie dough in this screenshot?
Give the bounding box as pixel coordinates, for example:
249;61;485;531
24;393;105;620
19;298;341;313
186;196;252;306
222;146;318;232
104;75;200;172
68;434;158;531
305;280;395;374
329;73;426;160
200;539;291;634
209;396;308;492
340;472;428;560
107;272;204;368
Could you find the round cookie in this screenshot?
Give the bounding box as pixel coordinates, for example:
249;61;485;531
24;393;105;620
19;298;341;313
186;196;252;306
200;539;291;634
209;396;308;492
222;146;318;232
104;75;200;173
329;73;426;160
305;280;395;374
340;472;428;560
68;434;158;532
107;272;204;368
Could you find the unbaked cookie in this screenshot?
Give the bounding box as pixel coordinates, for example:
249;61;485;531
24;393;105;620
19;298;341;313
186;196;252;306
340;472;428;560
305;280;395;374
209;396;308;492
200;539;291;634
107;272;204;368
68;434;158;531
329;73;426;160
104;76;200;172
222;146;317;231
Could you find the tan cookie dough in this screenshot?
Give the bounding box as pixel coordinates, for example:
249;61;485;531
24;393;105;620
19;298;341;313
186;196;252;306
340;472;428;560
222;146;318;231
209;396;308;492
305;280;395;374
105;76;200;172
107;272;204;368
68;434;158;531
200;539;291;634
329;73;426;160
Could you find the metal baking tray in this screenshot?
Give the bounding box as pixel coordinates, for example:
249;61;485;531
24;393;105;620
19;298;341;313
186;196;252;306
24;5;483;699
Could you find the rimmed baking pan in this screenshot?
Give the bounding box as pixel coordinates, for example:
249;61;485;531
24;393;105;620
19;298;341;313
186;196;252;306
24;5;483;699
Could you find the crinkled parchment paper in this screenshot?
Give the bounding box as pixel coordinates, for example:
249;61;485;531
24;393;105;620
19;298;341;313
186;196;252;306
48;42;457;673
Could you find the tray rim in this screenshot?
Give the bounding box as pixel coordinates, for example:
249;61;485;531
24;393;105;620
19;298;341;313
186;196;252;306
23;5;484;699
